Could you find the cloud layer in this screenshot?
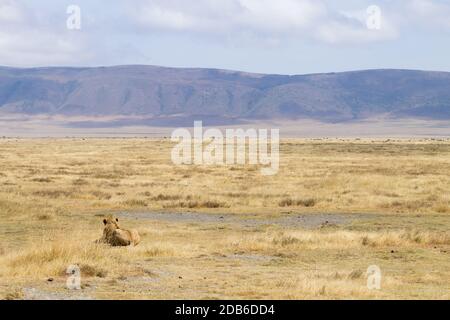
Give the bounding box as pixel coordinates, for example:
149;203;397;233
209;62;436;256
129;0;397;43
0;0;92;66
1;0;450;70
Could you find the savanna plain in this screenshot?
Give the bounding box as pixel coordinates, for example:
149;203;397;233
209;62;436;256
0;138;449;299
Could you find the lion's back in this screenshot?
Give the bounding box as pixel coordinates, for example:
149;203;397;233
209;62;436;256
111;228;140;246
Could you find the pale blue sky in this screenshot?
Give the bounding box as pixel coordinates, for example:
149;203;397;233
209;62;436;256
1;0;450;74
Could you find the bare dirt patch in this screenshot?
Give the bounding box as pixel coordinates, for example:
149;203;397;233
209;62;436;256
116;211;369;229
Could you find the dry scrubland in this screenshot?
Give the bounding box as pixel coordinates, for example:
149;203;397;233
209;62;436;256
0;138;449;299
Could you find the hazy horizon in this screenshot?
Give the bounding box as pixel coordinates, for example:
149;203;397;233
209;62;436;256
2;64;450;77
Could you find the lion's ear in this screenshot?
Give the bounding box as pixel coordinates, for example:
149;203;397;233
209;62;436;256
103;219;107;225
116;218;119;222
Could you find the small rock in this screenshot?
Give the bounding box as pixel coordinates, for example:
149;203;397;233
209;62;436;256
47;278;54;282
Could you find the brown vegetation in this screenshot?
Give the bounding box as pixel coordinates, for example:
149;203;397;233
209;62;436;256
0;138;449;299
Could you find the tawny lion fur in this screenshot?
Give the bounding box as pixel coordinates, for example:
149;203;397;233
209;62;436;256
98;216;141;247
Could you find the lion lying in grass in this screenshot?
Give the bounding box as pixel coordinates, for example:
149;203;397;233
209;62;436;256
97;216;141;246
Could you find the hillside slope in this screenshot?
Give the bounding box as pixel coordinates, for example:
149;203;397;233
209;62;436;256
1;65;449;122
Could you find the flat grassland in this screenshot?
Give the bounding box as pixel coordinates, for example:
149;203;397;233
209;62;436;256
0;138;449;299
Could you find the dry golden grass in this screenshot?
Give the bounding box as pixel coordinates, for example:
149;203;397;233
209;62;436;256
0;138;449;299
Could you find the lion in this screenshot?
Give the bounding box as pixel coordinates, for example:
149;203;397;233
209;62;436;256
97;216;141;247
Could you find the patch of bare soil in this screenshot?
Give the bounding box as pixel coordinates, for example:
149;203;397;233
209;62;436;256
23;287;93;300
117;211;369;229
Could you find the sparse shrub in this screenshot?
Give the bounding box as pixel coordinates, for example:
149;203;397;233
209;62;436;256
281;236;300;246
145;248;166;257
4;289;24;300
401;230;422;243
91;191;112;200
180;201;199;209
434;205;449;213
163;200;229;209
361;236;370;246
80;264;107;278
380;199;431;211
108;183;121;188
318;285;326;296
33;190;74;198
278;198;316;207
273;236;300;246
348;269;363;279
202;200;226;208
391;200;402;207
123;199;147;207
297;198;316;207
278;198;294;207
93;172;125;179
225;192;246;198
31;177;53;183
151;194;181;201
36;213;54;221
72;178;89;186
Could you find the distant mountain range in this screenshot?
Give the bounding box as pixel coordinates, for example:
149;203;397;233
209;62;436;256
1;65;449;124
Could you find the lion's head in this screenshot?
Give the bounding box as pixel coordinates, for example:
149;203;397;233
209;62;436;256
103;216;120;231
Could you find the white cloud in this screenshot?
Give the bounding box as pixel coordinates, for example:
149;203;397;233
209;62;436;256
317;22;393;44
237;0;326;33
130;0;327;34
1;0;450;68
0;29;92;67
406;0;450;29
0;0;92;67
0;0;24;24
317;6;398;44
129;0;397;44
